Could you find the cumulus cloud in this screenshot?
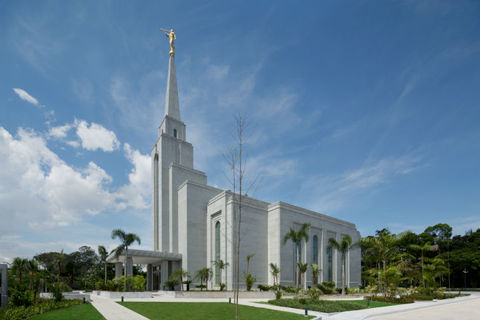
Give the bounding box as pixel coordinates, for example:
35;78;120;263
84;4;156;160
13;88;39;106
115;143;151;209
0;126;150;233
75;120;120;152
48;124;72;138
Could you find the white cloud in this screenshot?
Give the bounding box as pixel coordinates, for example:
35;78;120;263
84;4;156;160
116;143;151;210
48;124;72;138
75;120;120;152
13;88;39;106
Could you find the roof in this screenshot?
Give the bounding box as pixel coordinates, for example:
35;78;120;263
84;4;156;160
106;249;182;264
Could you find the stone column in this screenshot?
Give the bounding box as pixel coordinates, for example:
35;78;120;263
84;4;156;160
147;264;153;291
115;262;123;279
126;257;133;277
0;264;7;307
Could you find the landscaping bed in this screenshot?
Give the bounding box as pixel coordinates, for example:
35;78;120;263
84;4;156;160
267;298;392;313
28;303;105;320
120;302;314;320
0;299;90;320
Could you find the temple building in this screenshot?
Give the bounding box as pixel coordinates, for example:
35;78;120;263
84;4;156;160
108;43;361;291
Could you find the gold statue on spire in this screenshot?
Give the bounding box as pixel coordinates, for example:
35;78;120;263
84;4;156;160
159;28;176;56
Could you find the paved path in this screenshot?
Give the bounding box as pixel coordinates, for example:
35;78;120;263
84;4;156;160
90;294;150;320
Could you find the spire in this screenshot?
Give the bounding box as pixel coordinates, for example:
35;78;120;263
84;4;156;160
164;55;181;120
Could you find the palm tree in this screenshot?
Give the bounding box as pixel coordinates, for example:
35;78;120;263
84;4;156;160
269;263;280;287
327;235;357;295
170;268;189;292
111;229;141;290
213;259;230;288
98;245;108;285
57;249;65;284
311;264;320;285
26;259;38;290
297;262;308;290
410;242;438;289
246;254;255;275
195;268;212;291
12;257;28;283
282;223;311;288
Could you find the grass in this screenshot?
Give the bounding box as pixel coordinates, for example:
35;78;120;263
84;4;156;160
267;298;396;313
120;302;314;320
28;303;105;320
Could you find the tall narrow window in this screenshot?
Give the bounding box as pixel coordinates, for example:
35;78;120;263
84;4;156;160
215;221;221;284
312;235;318;264
173;129;177;138
327;247;333;282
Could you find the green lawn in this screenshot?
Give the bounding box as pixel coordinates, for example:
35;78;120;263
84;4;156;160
28;303;105;320
120;302;314;320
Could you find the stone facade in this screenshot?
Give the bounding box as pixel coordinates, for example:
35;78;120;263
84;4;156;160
149;55;361;290
0;264;7;307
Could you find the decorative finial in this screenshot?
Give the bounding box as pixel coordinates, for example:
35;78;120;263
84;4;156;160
159;28;176;56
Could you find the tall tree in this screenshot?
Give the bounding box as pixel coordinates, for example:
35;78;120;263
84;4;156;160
327;235;357;295
410;242;438;289
111;229;141;290
297;262;308;290
98;245;108;285
282;223;311;288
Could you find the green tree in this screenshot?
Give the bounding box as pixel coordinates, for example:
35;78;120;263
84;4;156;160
282;223;311;288
269;263;280;287
212;259;229;288
327;235;357;295
170;268;189;292
297;262;308;290
111;229;141;290
195;268;212;291
410;242;438;289
98;245;108;285
311;263;320;285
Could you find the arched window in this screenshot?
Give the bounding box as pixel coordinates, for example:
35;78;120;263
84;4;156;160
215;221;221;284
173;129;177;138
327;247;333;282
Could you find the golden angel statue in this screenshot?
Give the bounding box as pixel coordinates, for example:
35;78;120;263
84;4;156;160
160;28;176;56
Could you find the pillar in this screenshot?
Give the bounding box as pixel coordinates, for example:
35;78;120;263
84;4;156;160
115;262;123;279
161;261;169;290
147;264;153;291
0;264;7;307
126;257;133;277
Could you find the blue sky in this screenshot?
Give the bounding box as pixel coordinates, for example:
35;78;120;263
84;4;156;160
1;0;479;262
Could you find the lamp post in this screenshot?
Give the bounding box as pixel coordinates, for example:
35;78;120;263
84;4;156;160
462;268;468;291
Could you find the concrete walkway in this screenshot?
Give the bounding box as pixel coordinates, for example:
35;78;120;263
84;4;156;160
90;294;150;320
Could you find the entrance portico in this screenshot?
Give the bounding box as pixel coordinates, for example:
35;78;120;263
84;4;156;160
106;249;181;291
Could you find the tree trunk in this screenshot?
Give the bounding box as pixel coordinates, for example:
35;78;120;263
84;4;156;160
104;263;107;285
341;255;345;295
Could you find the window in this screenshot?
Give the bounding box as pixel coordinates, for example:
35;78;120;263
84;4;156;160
312;235;318;264
215;221;221;284
327;247;333;282
173;129;177;138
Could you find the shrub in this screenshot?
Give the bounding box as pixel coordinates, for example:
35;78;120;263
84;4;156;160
244;273;256;291
280;285;300;294
0;299;83;320
258;284;270;291
164;279;179;290
366;295;414;304
133;275;146;291
307;288;321;300
268;298;366;313
196;284;207;290
317;281;336;294
219;283;226;291
10;288;34;307
52;284;63;302
275;290;282;300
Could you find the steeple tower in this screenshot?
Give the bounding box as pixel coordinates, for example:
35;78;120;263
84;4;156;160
164;56;181;120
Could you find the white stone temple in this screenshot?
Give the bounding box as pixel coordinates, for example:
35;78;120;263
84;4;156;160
108;51;361;291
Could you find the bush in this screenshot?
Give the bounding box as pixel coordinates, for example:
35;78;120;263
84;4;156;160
195;284;207;290
0;299;83;320
52;284;63;302
317;281;335;294
164;279;179;290
219;283;226;291
366;295;414;304
258;284;271;291
307;288;321;300
10;288;34;307
133;275;146;291
244;273;256;291
280;285;300;294
275;291;282;300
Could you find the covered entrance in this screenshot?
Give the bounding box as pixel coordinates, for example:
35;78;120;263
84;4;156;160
106;249;182;291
